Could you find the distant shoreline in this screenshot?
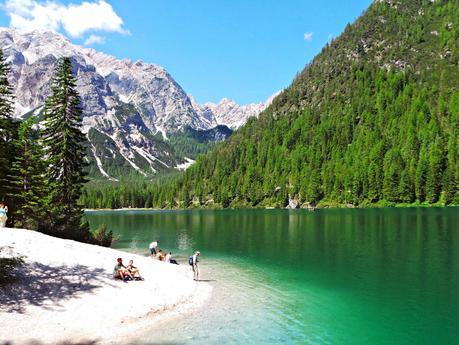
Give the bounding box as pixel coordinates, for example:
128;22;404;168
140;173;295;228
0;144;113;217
84;203;457;213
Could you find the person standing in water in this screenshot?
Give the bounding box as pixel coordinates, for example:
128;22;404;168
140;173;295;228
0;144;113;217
189;251;200;281
0;203;8;228
149;240;158;257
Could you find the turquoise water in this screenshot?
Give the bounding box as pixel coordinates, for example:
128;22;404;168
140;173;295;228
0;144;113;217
86;208;459;344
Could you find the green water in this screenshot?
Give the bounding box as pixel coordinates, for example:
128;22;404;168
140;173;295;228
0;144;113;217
86;208;459;345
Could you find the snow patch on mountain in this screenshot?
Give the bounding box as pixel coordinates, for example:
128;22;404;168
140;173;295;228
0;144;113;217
176;157;195;171
191;93;278;130
89;139;118;182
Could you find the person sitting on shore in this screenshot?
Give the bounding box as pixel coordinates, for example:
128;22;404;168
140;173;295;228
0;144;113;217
113;258;132;281
157;249;166;261
165;252;179;265
0;203;8;228
126;259;143;280
170;258;179;265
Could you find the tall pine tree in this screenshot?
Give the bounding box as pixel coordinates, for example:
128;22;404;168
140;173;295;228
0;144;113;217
41;57;89;240
7;117;46;229
0;48;16;216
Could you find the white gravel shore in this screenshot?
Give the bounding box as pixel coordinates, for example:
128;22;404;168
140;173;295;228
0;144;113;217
0;228;212;345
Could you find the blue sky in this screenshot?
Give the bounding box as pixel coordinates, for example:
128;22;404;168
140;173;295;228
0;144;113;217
0;0;372;104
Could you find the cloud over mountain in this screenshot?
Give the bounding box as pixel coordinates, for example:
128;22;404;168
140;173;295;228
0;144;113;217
4;0;127;40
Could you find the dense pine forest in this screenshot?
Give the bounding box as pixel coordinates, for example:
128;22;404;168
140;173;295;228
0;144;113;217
82;0;459;209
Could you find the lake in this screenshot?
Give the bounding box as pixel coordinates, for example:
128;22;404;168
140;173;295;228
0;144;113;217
86;208;459;345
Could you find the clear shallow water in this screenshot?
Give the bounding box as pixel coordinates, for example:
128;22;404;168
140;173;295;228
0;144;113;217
86;208;459;345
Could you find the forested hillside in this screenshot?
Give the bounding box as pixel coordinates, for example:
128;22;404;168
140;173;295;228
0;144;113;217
83;0;459;209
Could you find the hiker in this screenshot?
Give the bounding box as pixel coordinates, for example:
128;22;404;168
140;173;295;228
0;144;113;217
149;240;158;256
189;251;200;280
113;258;132;281
0;203;8;228
126;260;143;280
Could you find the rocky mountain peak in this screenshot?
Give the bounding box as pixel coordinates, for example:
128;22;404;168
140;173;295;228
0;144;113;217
195;94;277;129
0;27;275;179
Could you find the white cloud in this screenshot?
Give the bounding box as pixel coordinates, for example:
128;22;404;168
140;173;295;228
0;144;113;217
303;32;313;41
84;34;105;45
4;0;128;38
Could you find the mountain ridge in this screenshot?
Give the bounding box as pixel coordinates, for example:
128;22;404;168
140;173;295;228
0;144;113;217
109;0;459;209
1;28;274;179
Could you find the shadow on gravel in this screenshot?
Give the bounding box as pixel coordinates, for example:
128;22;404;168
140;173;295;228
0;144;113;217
0;340;98;345
0;261;115;313
0;340;186;345
1;341;99;345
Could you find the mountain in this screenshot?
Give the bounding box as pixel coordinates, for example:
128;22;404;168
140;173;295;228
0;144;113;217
0;28;269;179
120;0;458;209
190;94;277;130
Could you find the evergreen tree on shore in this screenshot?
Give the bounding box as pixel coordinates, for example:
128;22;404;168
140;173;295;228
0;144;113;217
8;118;46;229
41;57;90;240
0;49;16;215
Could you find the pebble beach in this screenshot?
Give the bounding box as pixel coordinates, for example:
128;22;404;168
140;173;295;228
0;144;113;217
0;228;211;345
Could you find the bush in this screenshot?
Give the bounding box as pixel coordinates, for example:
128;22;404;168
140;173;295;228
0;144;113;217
92;223;113;247
0;256;24;284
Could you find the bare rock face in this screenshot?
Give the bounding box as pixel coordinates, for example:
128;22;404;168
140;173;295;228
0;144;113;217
0;28;273;178
90;53;212;133
0;29;201;130
190;93;278;130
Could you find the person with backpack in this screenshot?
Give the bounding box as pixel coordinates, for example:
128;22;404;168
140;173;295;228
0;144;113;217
189;251;200;281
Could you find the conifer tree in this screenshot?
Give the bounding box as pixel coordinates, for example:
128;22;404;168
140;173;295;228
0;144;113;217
8;118;46;229
0;48;16;210
41;57;89;240
426;138;445;204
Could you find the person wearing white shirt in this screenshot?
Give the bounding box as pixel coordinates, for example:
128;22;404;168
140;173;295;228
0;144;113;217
191;251;200;280
149;240;158;256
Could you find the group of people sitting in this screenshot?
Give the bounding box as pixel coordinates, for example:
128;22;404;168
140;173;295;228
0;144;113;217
149;240;179;264
150;240;201;280
113;258;144;281
113;241;201;282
